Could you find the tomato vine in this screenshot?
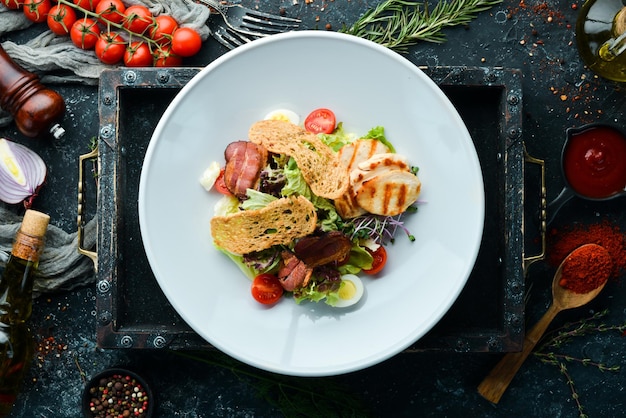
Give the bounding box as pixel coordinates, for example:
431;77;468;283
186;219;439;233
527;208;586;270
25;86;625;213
13;0;203;67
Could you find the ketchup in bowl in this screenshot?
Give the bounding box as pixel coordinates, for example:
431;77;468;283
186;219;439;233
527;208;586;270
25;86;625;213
562;124;626;199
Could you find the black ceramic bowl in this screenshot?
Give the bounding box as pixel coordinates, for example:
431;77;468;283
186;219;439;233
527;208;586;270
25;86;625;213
81;368;154;418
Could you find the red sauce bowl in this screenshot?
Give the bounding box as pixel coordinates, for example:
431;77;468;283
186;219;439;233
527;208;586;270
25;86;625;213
547;123;626;223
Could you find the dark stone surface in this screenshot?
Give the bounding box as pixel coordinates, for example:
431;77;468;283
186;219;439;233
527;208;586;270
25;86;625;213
1;0;625;416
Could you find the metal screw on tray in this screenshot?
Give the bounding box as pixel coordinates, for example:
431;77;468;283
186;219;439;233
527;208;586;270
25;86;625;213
0;45;66;139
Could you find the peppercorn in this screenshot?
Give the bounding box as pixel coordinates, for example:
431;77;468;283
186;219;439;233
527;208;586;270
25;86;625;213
83;370;152;418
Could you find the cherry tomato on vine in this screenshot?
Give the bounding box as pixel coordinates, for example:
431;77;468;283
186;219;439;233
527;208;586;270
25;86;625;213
95;32;126;65
251;274;284;305
1;0;23;10
304;108;336;134
95;0;126;24
171;27;202;57
70;17;101;50
150;15;178;45
362;246;387;275
47;4;77;36
73;0;101;12
23;0;52;24
122;5;153;34
153;46;182;68
124;42;153;67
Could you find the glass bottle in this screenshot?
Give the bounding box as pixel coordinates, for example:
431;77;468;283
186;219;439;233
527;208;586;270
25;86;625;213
0;210;49;416
576;0;626;82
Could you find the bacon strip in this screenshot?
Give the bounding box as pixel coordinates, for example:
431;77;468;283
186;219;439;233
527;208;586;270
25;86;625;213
223;141;268;198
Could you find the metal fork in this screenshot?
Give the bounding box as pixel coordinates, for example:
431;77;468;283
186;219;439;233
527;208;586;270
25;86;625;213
197;0;301;37
209;20;258;49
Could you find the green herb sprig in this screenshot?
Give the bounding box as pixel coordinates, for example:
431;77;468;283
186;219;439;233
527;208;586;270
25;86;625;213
174;350;371;418
534;309;626;418
341;0;503;52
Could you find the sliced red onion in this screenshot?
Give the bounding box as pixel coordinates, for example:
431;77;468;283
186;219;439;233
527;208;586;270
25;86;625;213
0;137;47;206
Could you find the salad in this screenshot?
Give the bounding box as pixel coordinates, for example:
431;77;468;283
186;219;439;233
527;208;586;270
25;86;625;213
200;108;421;308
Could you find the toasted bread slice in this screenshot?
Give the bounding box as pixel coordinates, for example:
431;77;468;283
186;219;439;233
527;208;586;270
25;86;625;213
211;195;317;255
335;139;391;219
248;120;348;199
355;170;421;216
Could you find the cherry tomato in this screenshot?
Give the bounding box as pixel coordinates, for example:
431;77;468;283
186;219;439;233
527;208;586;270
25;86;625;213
251;274;284;305
95;32;126;65
47;4;77;36
23;0;52;23
171;27;202;57
153;46;182;67
2;0;23;10
73;0;100;12
150;15;178;45
304;108;336;134
123;5;153;34
95;0;125;24
213;168;232;195
70;17;101;50
123;42;153;67
362;246;387;275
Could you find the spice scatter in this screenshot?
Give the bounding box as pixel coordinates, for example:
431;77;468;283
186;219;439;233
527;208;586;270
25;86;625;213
548;220;626;280
86;373;150;418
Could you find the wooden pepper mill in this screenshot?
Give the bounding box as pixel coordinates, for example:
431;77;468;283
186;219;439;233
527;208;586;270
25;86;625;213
0;44;66;139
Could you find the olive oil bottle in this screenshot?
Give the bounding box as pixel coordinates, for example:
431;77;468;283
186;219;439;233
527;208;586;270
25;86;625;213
576;0;626;82
0;210;49;416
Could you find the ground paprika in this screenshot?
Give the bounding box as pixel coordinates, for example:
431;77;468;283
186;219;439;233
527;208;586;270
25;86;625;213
548;220;626;281
558;244;613;293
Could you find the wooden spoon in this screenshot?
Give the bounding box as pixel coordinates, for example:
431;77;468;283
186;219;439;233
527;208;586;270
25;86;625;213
477;244;611;404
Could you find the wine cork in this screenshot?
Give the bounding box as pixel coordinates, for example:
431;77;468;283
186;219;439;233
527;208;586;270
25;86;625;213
20;209;50;238
615;7;626;37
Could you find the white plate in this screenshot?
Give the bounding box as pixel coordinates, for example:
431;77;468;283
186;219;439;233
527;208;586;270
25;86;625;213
139;31;484;376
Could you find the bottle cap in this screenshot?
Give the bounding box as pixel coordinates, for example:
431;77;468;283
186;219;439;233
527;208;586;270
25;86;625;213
20;209;50;238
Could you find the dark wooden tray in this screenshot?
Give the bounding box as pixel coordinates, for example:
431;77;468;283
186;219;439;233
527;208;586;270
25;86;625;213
93;66;539;352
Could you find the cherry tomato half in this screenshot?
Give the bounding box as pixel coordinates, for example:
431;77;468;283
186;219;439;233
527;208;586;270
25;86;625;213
70;17;101;50
23;0;52;24
213;168;232;195
251;273;284;305
362;246;387;275
171;27;202;57
304;108;336;134
47;4;77;36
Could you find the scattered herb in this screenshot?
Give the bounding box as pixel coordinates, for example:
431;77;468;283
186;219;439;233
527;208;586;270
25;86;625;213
342;0;504;52
174;350;371;418
534;309;626;418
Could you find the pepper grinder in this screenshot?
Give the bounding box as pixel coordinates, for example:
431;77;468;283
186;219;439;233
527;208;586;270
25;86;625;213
0;44;66;139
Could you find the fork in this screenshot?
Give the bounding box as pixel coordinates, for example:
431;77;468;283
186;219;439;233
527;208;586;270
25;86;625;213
197;0;301;37
209;19;258;49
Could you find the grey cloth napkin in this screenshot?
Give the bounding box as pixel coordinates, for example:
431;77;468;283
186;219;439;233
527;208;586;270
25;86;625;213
0;206;97;296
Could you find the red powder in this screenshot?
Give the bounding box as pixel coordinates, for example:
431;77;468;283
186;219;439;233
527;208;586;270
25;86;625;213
548;220;626;280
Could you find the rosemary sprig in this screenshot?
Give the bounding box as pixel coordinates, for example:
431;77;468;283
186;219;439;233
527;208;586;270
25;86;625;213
174;350;371;418
534;309;626;418
341;0;503;52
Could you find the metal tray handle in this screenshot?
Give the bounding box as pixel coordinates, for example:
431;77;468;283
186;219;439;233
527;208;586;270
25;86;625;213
523;148;546;273
77;147;98;271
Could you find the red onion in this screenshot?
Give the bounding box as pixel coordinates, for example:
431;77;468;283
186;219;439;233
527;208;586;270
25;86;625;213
0;137;47;207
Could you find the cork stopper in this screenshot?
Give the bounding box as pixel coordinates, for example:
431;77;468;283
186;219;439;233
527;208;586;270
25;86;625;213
615;7;626;37
20;209;50;238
